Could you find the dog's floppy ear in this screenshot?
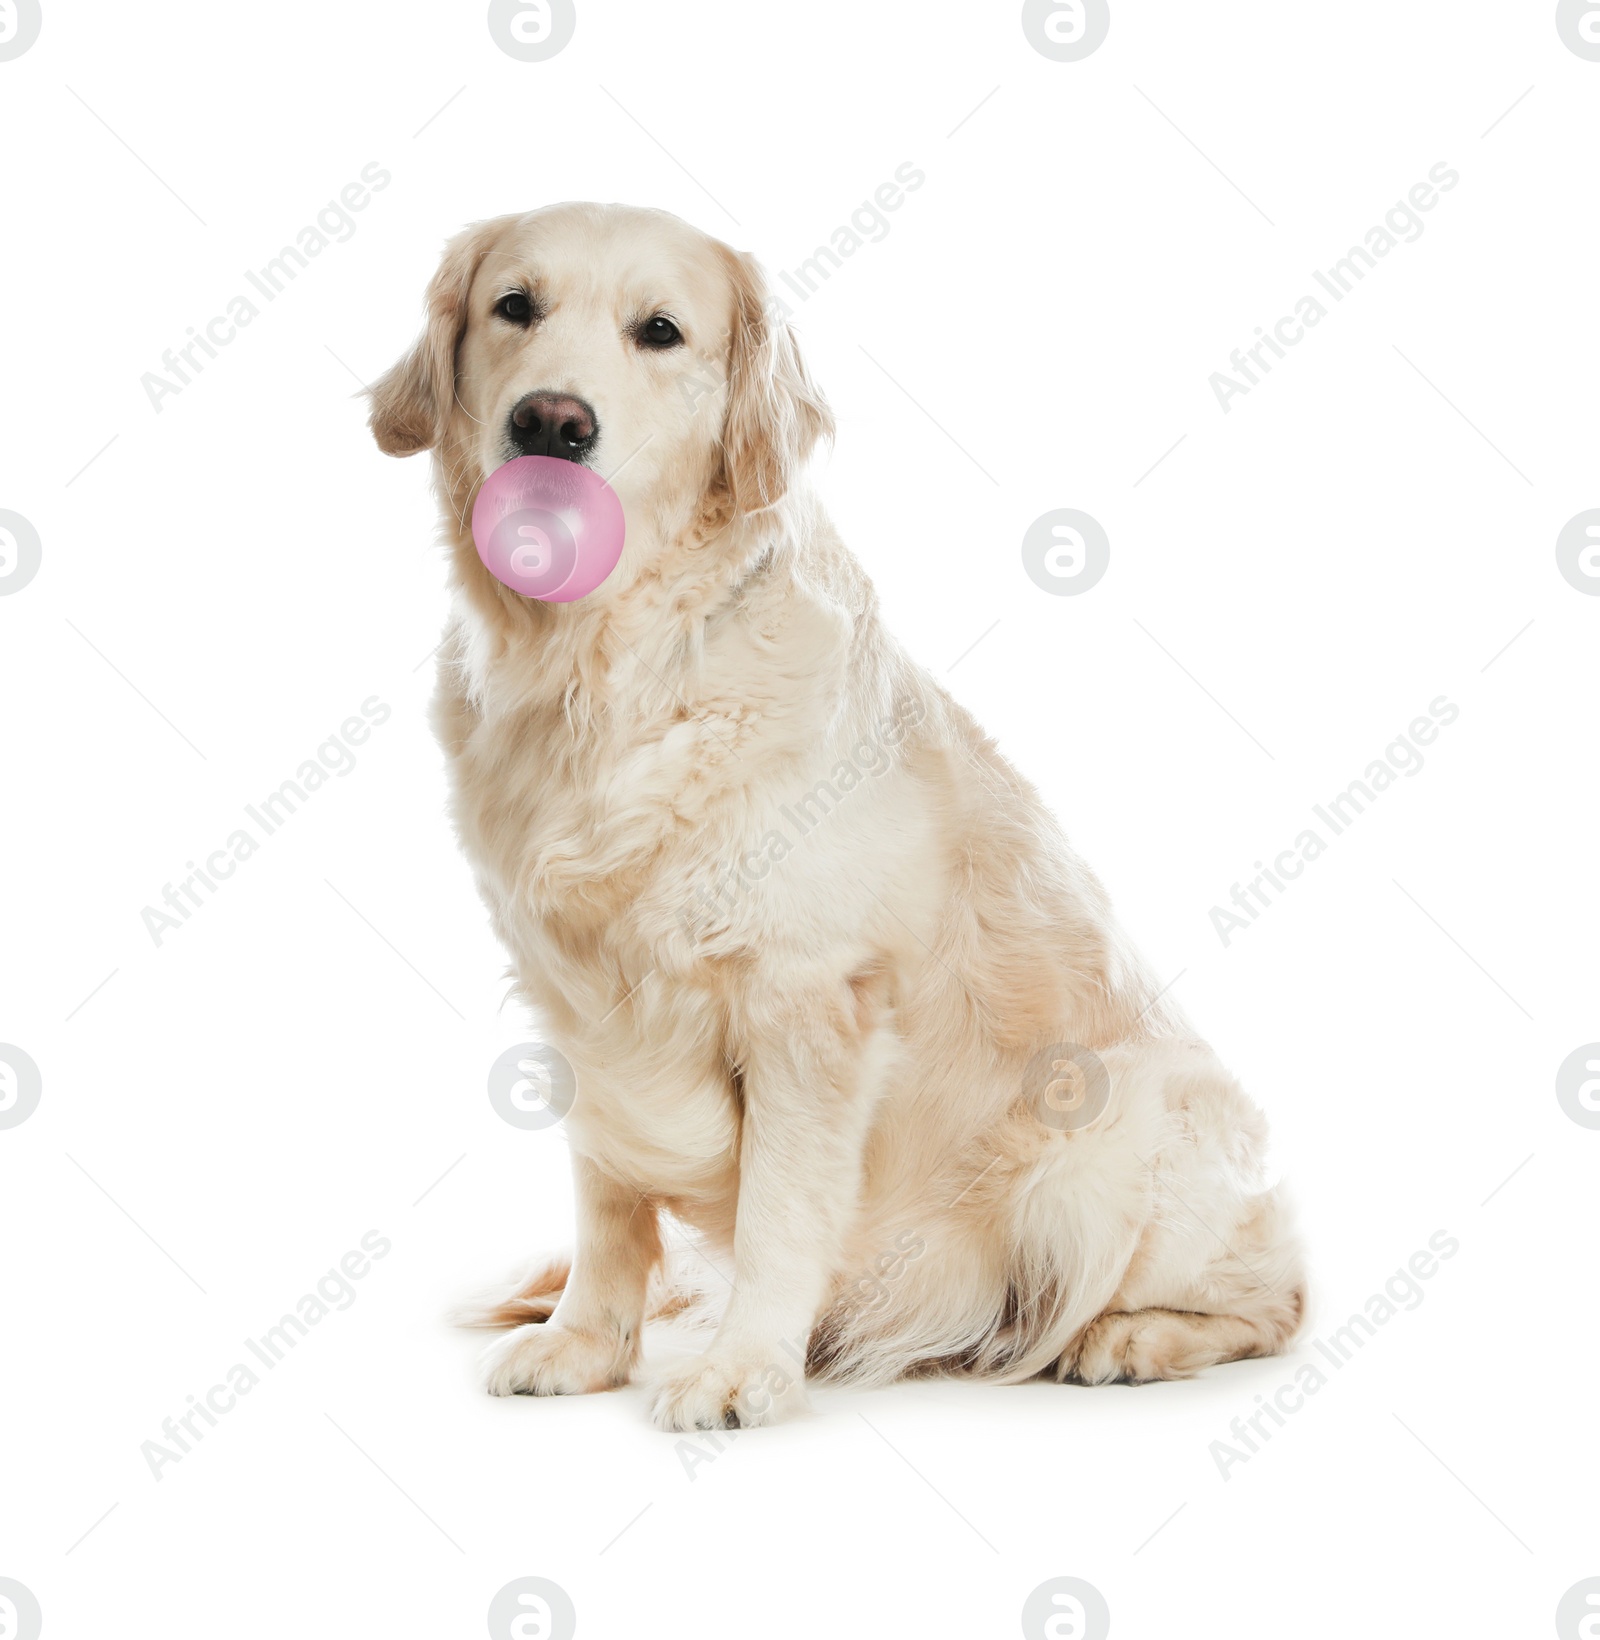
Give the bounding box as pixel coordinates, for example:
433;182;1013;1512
717;248;836;513
368;219;504;456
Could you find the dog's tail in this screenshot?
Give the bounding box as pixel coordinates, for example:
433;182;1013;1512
454;1254;573;1330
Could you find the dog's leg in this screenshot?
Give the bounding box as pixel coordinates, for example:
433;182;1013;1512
1068;1193;1304;1384
1063;1041;1307;1385
482;1155;660;1397
1068;1183;1305;1384
647;980;893;1431
1071;1301;1298;1385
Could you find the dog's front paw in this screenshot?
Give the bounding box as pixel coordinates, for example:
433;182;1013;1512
647;1353;809;1431
482;1323;634;1398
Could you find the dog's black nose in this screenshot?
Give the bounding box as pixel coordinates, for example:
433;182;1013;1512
508;392;599;461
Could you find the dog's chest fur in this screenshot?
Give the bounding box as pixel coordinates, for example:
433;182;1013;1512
439;662;715;953
428;592;850;1185
438;573;859;947
427;565;925;1201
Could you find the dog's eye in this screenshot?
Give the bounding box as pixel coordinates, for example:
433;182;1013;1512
495;292;534;326
637;315;683;350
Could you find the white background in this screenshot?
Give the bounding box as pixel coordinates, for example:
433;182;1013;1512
2;2;1597;1636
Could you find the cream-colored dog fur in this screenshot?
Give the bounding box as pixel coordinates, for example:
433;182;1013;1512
369;202;1306;1431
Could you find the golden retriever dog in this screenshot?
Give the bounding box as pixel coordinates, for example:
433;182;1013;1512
368;202;1306;1430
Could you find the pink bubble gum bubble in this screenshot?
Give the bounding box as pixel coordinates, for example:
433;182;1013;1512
470;456;626;602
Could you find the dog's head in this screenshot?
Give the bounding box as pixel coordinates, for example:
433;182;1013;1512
368;203;833;537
